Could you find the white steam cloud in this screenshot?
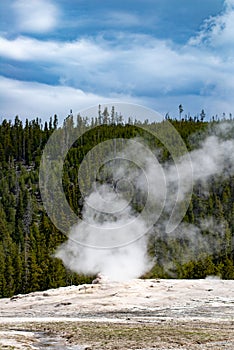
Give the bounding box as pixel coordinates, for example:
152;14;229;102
56;185;153;281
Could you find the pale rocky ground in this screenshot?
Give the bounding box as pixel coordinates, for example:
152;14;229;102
0;278;233;349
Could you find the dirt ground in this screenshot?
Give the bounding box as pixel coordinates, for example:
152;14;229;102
0;278;233;349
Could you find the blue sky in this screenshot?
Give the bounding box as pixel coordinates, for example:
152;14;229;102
0;0;234;122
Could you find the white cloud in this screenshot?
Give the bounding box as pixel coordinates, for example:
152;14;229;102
225;0;234;10
0;76;233;122
0;33;232;101
189;0;234;50
0;76;141;121
12;0;59;33
0;35;109;63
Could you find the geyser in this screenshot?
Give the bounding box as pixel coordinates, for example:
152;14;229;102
55;139;165;281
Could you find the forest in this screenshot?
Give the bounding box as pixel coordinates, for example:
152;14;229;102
0;107;234;297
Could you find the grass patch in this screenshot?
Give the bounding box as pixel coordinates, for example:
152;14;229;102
0;320;233;350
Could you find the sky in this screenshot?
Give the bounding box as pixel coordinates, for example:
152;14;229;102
0;0;234;122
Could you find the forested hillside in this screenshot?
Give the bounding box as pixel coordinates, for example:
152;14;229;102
0;110;233;297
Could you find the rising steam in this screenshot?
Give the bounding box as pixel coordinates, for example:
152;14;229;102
55;185;153;281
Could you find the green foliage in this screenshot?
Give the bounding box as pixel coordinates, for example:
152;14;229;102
0;112;233;297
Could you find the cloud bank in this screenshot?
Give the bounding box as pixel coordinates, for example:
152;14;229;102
0;0;234;118
12;0;59;33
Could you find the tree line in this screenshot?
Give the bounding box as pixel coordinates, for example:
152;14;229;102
0;108;233;297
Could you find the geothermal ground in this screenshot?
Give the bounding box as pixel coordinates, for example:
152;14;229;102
0;278;233;349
